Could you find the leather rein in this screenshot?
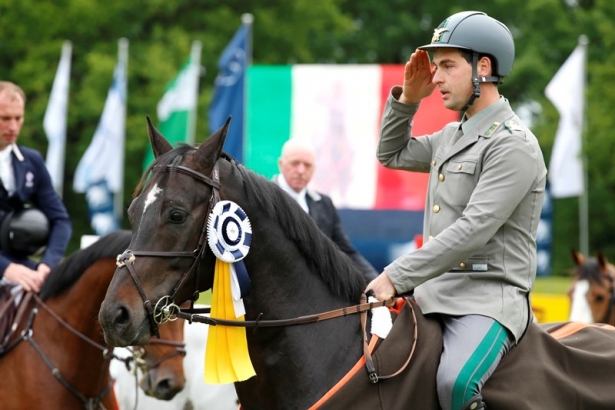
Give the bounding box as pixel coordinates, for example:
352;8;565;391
116;157;419;383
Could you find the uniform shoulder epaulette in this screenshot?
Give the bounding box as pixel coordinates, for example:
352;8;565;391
503;119;524;134
483;121;501;137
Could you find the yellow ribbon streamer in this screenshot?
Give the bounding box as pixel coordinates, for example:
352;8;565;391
205;258;256;383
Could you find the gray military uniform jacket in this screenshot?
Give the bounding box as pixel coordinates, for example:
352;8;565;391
378;87;547;341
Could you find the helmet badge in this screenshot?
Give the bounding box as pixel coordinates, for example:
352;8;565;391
431;28;448;44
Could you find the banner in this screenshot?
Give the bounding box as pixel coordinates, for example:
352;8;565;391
74;39;128;235
143;41;202;170
546;39;587;198
208;14;252;163
44;41;72;195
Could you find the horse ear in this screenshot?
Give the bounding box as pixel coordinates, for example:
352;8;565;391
146;115;173;158
195;116;231;168
571;248;585;266
597;249;609;270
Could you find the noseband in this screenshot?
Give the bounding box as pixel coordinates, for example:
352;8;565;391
116;161;221;338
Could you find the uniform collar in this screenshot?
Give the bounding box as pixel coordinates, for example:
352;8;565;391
461;97;509;138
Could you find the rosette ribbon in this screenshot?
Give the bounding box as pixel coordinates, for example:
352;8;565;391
204;200;256;383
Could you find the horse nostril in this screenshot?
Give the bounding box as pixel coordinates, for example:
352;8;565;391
153;378;183;400
115;306;130;326
101;302;131;331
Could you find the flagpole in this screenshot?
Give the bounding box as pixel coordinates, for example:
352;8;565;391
44;40;72;197
241;13;253;163
578;34;589;255
187;41;202;146
115;38;129;224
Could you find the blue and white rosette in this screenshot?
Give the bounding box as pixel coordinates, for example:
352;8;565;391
207;200;252;317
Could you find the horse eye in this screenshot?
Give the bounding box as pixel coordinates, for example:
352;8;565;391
169;210;187;223
595;295;606;303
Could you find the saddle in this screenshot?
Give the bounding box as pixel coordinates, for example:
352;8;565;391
313;298;615;410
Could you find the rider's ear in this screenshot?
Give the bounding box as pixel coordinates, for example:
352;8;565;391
146;115;173;158
195;115;231;168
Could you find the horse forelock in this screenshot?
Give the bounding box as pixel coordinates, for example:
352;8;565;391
234;164;366;301
134;145;196;199
39;230;133;301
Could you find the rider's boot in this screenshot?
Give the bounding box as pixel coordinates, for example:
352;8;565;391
460;394;486;410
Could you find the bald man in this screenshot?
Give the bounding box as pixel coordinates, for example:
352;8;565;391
274;139;378;283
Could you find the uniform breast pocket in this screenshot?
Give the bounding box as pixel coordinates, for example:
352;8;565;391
445;160;478;206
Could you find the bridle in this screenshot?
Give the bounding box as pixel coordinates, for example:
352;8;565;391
131;339;187;375
600;268;615;325
115;160;222;338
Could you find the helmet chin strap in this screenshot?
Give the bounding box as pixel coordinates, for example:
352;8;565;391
462;52;501;112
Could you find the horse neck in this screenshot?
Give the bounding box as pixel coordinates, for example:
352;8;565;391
236;236;365;408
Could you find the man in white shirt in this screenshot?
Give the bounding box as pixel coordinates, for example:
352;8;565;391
273;139;378;283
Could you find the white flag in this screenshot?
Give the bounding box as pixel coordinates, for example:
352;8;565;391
74;39;128;194
44;41;72;195
545;39;587;198
143;41;201;170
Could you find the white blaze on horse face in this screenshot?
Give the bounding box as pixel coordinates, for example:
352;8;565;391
569;280;594;323
143;184;163;215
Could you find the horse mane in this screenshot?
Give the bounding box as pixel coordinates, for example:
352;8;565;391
39;230;133;301
231;160;367;301
576;258;610;284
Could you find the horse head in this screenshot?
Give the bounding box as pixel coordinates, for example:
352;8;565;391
569;249;615;325
99;117;230;346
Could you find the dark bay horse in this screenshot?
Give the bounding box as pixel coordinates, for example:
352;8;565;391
99;119;615;409
569;249;615;326
0;230;186;409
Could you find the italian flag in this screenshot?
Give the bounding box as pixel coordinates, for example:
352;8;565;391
245;65;458;211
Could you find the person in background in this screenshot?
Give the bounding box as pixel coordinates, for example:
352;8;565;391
0;81;72;293
365;11;547;410
274;138;378;283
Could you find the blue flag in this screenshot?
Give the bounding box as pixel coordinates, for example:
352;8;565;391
208;19;251;163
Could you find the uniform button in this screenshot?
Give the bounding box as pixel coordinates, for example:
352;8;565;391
459;262;466;269
431;160;436;167
438;173;445;182
433;205;440;213
457;164;462;170
428;235;434;241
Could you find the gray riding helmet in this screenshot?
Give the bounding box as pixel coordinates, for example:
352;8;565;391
0;207;50;258
418;11;515;82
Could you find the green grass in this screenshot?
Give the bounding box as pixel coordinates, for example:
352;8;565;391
533;275;572;295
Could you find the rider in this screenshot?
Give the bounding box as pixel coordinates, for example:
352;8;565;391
0;81;72;293
366;11;546;410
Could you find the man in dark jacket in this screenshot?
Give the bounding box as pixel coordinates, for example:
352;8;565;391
274;138;378;283
0;81;72;292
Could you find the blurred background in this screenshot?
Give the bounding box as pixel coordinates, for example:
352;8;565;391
2;0;613;304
